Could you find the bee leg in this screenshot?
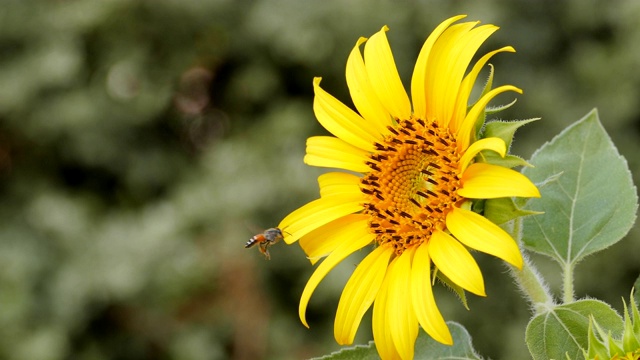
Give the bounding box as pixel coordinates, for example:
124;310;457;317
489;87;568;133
259;242;271;260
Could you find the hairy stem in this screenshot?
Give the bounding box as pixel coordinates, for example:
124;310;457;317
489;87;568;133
509;217;555;314
562;262;575;304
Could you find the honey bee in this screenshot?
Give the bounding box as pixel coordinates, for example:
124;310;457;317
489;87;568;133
245;228;284;260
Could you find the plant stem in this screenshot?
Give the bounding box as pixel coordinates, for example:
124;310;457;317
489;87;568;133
509;217;555;314
508;256;554;314
562;262;575;304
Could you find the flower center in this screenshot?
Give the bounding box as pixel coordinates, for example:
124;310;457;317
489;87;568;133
360;117;463;255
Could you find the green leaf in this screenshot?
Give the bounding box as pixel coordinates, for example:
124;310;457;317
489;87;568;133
311;322;482;360
310;342;380;360
520;109;638;265
414;322;482;360
526;299;623;360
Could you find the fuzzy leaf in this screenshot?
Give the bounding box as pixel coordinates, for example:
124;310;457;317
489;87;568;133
526;299;623;360
520;109;638;266
413;322;482;360
310;322;482;360
310;342;380;360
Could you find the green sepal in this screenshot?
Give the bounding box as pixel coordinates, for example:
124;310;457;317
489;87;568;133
484;197;543;226
592;315;626;356
478;152;532;169
477;118;539;169
623;295;640;352
485;98;518;115
471;199;485;215
586;317;611;360
631;288;640;341
471;64;495;137
435;269;469;310
607;332;625;356
482;118;540;149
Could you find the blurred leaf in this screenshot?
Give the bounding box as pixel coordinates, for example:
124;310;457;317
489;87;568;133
525;299;623;360
311;322;482;360
520;109;638;265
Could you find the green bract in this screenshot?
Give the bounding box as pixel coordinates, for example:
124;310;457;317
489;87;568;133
585;292;640;360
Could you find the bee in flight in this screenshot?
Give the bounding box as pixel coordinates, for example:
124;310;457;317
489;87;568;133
245;227;284;260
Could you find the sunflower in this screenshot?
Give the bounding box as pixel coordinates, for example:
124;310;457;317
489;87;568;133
278;15;540;359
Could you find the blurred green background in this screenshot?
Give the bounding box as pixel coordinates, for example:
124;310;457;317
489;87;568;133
1;0;639;359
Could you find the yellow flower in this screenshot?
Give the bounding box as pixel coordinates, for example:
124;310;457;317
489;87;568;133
279;15;540;360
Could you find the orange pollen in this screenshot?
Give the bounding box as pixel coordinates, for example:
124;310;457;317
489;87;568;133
360;117;463;255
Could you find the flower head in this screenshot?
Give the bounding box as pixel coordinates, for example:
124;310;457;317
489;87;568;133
586;291;640;360
279;15;540;359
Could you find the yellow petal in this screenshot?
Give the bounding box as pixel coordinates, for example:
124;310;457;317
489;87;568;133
438;24;499;129
447;207;523;268
314;77;380;151
299;214;370;264
364;26;411;120
299;228;374;328
372;260;402;360
411;243;452;345
387;250;419;360
457;85;522;150
278;193;364;244
459;137;506;173
450;46;516;133
429;230;485;296
411;15;466;120
424;22;477;126
318;172;362;198
334;245;394;344
304;136;372;173
346;37;392;135
458;163;541;199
